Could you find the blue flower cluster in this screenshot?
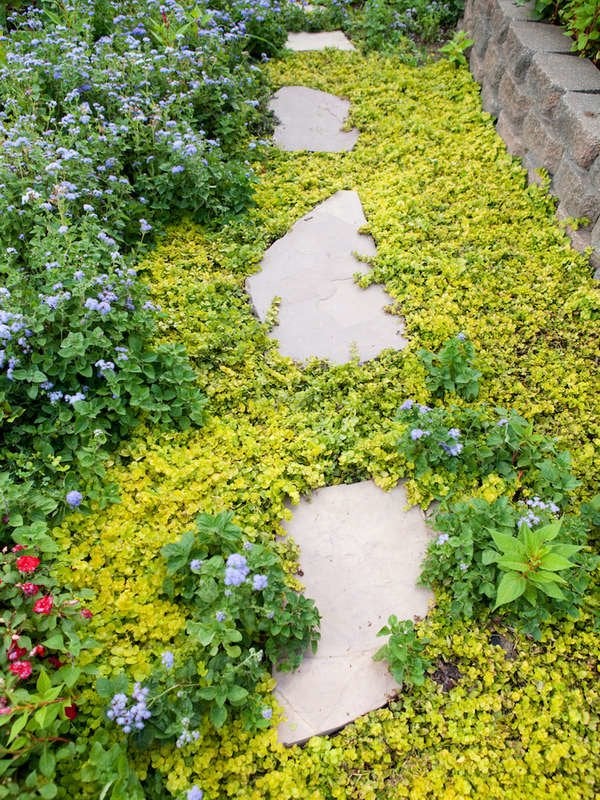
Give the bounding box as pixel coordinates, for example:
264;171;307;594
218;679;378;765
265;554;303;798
106;684;152;734
517;497;560;529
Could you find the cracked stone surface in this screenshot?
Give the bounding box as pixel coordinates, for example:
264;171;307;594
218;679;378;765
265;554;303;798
269;86;359;152
286;31;356;51
273;481;434;745
246;190;407;363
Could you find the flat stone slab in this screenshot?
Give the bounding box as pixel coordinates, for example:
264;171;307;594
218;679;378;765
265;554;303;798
246;191;406;363
286;31;356;51
269;86;359;152
274;481;433;745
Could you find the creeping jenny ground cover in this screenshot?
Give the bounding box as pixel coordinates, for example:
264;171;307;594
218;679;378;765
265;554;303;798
53;50;600;798
1;4;599;799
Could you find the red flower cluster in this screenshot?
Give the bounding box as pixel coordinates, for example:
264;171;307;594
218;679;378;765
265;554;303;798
15;555;41;574
33;595;53;615
20;582;40;596
9;660;32;680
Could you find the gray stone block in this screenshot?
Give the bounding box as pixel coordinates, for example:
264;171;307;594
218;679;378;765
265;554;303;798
503;22;573;82
592;216;600;249
463;0;492;58
522;111;563;174
553;92;600;170
527;54;600;116
553;159;600;223
590;157;600;193
496;111;526;157
498;70;532;127
482;39;506;94
490;0;537;44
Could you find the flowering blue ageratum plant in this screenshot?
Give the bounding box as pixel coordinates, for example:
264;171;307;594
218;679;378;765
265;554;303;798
100;511;319;745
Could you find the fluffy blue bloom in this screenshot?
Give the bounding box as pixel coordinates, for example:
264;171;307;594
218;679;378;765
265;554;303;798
215;610;226;622
187;787;203;800
436;533;449;545
66;490;83;507
261;707;272;720
399;399;414;411
190;559;203;572
252;574;268;591
161;650;174;669
410;428;429;441
447;428;461;439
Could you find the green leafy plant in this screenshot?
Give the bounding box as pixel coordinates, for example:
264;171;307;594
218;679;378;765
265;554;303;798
439;29;474;66
373;617;431;687
483;520;582;609
419;333;481;401
96;511;320;757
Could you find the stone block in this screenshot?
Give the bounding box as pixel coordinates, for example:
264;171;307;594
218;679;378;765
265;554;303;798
463;0;492;58
490;0;537;44
553;159;600;223
498;70;532;127
522;111;563;174
552;92;600;170
496;111;526;158
503;22;573;82
590;157;600;193
482;39;506;95
527;53;600;117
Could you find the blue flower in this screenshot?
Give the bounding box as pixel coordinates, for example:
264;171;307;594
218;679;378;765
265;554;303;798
252;574;268;591
171;165;185;174
399;399;414;411
215;610;226;622
161;650;174;669
66;490;83;507
410;428;429;441
447;428;461;439
436;533;449;545
190;559;203;572
187;787;203;800
261;707;272;720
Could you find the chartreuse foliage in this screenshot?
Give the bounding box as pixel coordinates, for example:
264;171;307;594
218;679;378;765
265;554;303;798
42;50;599;799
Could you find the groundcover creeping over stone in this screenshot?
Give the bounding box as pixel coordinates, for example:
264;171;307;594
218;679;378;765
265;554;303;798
51;50;599;800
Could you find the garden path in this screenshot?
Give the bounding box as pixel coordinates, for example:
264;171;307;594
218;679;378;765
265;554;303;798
247;33;435;745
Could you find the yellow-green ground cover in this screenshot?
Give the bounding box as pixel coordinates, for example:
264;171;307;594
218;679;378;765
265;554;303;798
54;51;599;798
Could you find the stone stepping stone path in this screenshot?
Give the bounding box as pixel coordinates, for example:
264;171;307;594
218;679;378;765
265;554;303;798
246;190;406;363
269;86;359;152
286;31;356;52
253;32;428;745
274;481;433;745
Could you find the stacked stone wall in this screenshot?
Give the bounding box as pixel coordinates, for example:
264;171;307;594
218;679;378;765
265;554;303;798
462;0;600;273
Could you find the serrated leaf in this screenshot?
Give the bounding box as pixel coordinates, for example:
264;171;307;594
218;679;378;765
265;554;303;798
481;549;499;565
491;531;525;556
493;572;527;609
8;712;29;744
210;704;227;728
540;552;576;571
497;557;528;572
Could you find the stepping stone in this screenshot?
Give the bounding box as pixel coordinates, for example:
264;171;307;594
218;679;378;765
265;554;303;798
269;86;359;152
246;191;407;363
286;31;356;51
273;481;433;745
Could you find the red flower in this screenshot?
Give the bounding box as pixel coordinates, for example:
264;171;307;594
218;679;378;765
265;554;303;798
7;643;27;662
11;544;25;552
47;655;63;669
33;595;53;614
15;555;40;574
64;703;78;720
20;582;40;597
0;697;12;716
9;660;32;680
80;608;93;619
30;644;46;658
